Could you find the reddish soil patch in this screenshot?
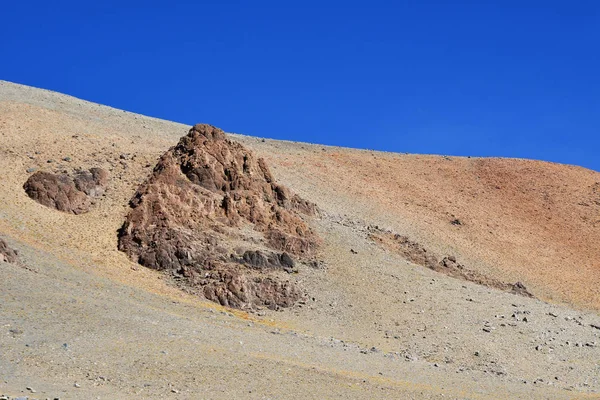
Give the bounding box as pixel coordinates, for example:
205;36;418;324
260;148;600;309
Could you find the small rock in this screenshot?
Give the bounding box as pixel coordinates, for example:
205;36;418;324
26;168;37;173
62;157;71;162
74;383;81;388
26;387;36;393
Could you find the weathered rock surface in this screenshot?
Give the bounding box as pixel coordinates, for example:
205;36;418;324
118;124;319;310
369;229;533;297
23;168;108;214
0;238;18;263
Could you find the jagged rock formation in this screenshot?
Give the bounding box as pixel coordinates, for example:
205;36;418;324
23;168;109;214
118;124;320;310
369;229;533;297
0;238;18;263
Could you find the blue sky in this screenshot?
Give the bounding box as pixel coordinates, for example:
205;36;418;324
2;1;599;171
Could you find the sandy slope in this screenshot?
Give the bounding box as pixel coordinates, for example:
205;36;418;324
240;137;600;310
1;80;600;399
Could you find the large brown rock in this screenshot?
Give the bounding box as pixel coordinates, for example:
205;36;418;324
118;124;320;310
0;238;18;264
23;168;108;214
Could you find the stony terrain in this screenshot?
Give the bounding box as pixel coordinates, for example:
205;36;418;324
368;227;533;297
1;80;600;399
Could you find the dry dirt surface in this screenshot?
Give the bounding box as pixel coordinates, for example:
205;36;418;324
1;80;600;399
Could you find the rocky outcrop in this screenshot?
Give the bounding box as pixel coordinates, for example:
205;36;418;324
369;229;533;298
0;238;18;263
118;124;320;310
23;168;108;214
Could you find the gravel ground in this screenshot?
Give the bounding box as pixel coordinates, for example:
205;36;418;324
1;80;599;399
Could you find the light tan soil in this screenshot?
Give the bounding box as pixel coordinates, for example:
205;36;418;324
1;80;599;399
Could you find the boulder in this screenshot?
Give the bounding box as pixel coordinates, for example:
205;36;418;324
23;168;108;214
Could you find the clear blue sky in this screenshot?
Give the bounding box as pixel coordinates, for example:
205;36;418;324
2;1;599;171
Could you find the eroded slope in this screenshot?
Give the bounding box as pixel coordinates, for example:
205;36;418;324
244;141;600;309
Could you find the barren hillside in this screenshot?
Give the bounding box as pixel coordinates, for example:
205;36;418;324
1;80;599;399
247;139;600;309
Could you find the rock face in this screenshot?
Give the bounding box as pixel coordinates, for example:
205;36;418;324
369;229;533;298
0;238;18;263
118;124;320;310
23;168;108;214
